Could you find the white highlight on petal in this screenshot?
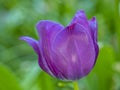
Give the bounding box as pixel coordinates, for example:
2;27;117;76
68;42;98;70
72;54;77;63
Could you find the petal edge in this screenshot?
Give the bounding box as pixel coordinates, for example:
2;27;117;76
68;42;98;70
20;36;40;54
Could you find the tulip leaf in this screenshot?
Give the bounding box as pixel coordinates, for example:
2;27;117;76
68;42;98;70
0;64;22;90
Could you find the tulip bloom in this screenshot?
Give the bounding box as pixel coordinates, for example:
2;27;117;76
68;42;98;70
20;10;99;81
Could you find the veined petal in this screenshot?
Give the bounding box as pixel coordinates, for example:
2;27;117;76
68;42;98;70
36;20;65;78
89;17;99;62
20;36;51;73
52;23;96;80
71;10;89;30
36;20;64;44
89;17;98;42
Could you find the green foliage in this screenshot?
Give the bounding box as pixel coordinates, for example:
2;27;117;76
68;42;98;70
0;64;22;90
0;0;120;90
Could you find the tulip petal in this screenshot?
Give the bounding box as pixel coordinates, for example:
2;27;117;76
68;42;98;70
36;20;65;78
36;20;64;44
71;11;99;61
20;36;51;73
94;43;99;61
20;36;40;54
89;17;98;42
89;17;99;61
52;23;96;80
71;10;89;30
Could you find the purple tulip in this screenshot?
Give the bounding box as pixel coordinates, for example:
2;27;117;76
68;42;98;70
20;10;99;81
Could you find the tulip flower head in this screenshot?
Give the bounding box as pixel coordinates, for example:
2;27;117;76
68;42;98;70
20;10;99;81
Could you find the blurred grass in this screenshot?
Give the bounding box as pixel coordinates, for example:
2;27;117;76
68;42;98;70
0;0;120;90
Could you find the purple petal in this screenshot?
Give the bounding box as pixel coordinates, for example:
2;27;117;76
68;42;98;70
36;20;64;44
89;17;99;62
52;23;96;80
89;17;98;42
71;10;93;41
36;20;65;78
71;10;89;30
20;36;51;73
20;36;40;54
94;43;99;61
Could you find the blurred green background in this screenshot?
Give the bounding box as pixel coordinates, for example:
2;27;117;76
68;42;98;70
0;0;120;90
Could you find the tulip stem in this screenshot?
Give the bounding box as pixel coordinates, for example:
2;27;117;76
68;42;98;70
73;81;79;90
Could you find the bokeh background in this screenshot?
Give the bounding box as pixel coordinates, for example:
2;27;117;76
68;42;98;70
0;0;120;90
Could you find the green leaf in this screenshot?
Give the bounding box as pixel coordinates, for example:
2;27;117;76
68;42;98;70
0;64;22;90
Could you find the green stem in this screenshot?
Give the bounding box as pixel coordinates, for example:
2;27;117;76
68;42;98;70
73;81;79;90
